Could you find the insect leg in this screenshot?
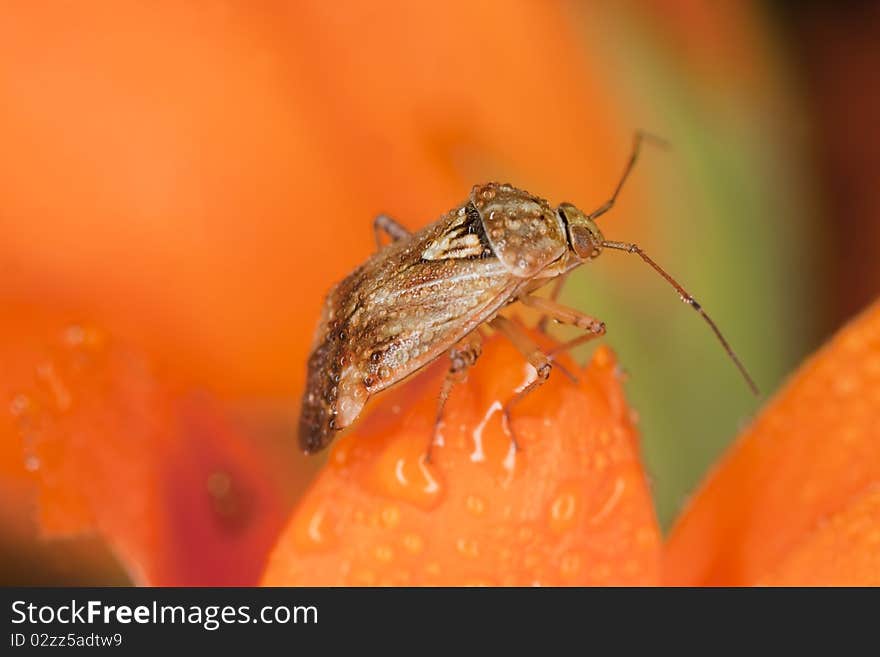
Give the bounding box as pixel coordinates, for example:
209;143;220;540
536;272;571;333
427;331;483;463
518;295;606;337
488;316;556;452
586;131;668;222
373;214;411;250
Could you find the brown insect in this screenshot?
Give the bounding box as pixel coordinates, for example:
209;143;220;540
298;133;758;457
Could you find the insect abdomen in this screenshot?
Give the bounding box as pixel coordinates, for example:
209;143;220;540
298;328;342;453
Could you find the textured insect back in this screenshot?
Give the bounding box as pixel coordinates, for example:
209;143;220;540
299;280;370;454
470;183;568;278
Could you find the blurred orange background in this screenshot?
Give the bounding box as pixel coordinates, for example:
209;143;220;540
1;1;878;585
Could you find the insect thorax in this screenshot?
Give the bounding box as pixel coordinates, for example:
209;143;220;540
469;183;568;278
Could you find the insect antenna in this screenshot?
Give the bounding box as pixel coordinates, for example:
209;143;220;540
601;240;760;396
587;131;670;222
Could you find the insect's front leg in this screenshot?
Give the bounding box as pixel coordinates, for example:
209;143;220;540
427;330;484;463
518;294;606;345
535;272;571;334
373;214;411;250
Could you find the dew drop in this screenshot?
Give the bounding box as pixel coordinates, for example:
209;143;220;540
63;325;86;347
351;569;376;586
402;533;424;554
293;500;339;552
471;400;502;462
560;552;581;578
464;494;486;516
380;505;400;528
551;493;576;523
548;488;581;533
455;536;480;559
373;545;394;563
588;477;625;525
517;526;534;542
9;393;31;417
368;442;444;511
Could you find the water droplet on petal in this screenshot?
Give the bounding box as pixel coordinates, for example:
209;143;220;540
367;437;444;510
35;362;72;413
9;393;32;418
548;486;581;533
464;494;486;516
455;536;480;559
373;545;394;563
402;533;424;554
380;505;400;528
560;552;581;578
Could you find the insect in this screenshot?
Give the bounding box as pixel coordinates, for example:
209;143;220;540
298;133;758;457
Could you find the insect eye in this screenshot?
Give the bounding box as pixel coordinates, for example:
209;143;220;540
568;224;596;260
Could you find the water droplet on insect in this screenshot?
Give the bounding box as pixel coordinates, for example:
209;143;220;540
23;455;41;472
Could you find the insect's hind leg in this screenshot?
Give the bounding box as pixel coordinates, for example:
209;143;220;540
373;214;411;250
487;316;557;453
427;331;483;463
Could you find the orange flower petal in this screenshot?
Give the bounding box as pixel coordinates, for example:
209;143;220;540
760;484;880;586
1;307;288;585
665;299;880;586
262;330;661;586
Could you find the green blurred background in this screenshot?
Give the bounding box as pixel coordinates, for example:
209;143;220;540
550;0;879;528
